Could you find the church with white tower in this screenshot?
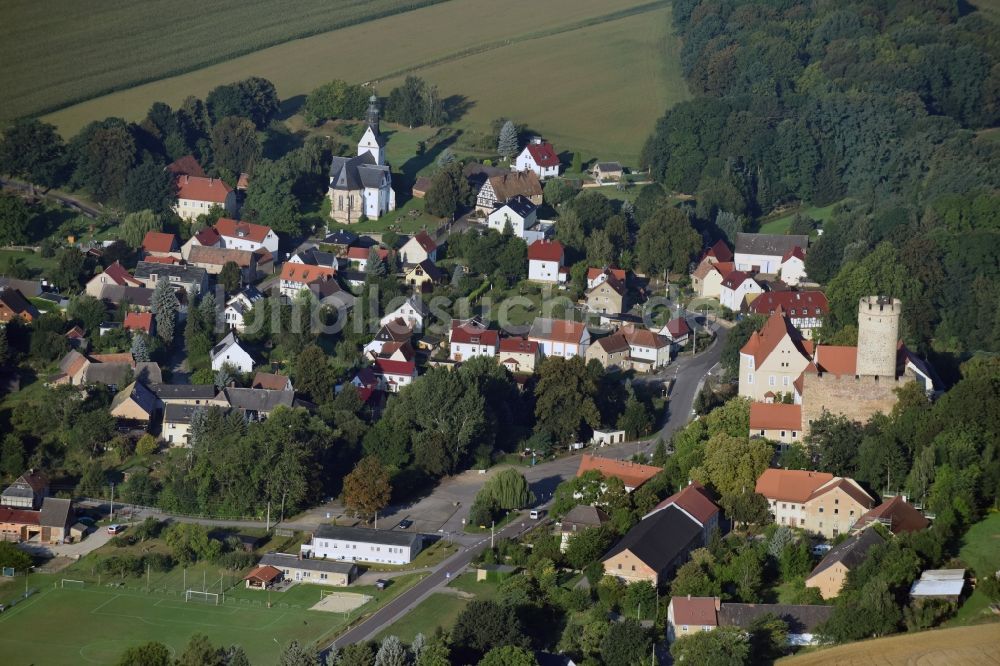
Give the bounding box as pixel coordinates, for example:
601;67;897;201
327;95;396;224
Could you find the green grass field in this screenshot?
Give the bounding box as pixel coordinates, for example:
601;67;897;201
759;201;842;234
39;0;684;163
949;512;1000;626
376;592;469;643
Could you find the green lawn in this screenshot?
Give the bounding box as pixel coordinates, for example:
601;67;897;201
447;572;502;600
375;592;469;643
950;512;1000;626
758;201;843;234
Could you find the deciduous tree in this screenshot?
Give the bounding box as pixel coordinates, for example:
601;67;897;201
343;455;392;519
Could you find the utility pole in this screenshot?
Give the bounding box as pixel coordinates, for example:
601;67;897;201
109;483;115;521
490;520;495;549
183;567;186;593
266;502;271;532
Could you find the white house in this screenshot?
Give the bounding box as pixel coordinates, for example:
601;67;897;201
301;525;423;566
210;332;255;374
225;285;265;332
528;317;590;359
528;239;567;283
514;137;560;180
346;246;389;272
214;218;279;255
487;195;541;241
449;318;499;362
586;267;627;290
380;295;428;333
363;319;413;357
173;175;235;221
660;317;691;349
734;233;809;274
372;358;417;393
399;231;438;265
779;247;807;286
719;271;763;311
278;263;337;299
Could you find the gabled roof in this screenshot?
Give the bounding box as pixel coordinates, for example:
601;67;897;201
134;262;207;284
705;239;734;263
721;270;755;290
621;325;669;350
755;469;834;503
810;345;857;376
194;226;222;246
809;529;884;578
407;231;437;253
807;477;874;509
224;387;294;413
346;246;389;261
166;155;206;177
100;261;143;288
150;383;223;401
561;505;610;530
378;341;415;362
749;403;802;431
39;497;72;528
487;171;543;202
450;319;499;346
523;141;560;167
373;358;417;377
214;218;272;244
718;602;833;634
245;565;282;584
595;161;623;172
603;505;702;573
56;350;88;379
528;239;564;262
587;267;626;283
142;255;179;264
0;506;40;525
123;312;154;334
576;454;662;490
587;271;625;297
210;331;247;362
407;259;445;282
188;245;256;268
0;288;39;319
493;194;537;218
782;246;806;263
110;380;159;417
279;263;336;285
748;291;828;318
324;229;358;245
665;318;691;338
853;495;929;535
374;318;413;342
175;174;232;203
499;337;539;354
735;233;809;257
670;596;719;627
252;372;291;391
647;482;719;525
594;331;630;354
313;524;422;549
141;231;178;254
99;285;154;308
260;551;357;575
740;309;813;367
529;317;587;344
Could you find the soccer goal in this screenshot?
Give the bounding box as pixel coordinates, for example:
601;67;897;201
185;590;220;605
60;579;85;588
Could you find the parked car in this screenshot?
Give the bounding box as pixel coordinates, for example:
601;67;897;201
398;519;413;529
106;524;125;535
811;543;832;556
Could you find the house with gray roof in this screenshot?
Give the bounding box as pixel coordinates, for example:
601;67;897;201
259;552;357;586
210;331;255;374
223;387;293;421
734;232;809;275
133;261;208;295
110;381;160;424
38;497;73;543
1;470;49;510
150;383;227;405
302;525;424;565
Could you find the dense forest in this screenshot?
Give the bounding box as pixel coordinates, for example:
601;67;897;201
642;0;1000;358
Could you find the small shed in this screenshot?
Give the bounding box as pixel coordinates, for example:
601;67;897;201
592;162;624;182
592;429;626;446
477;563;517;582
244;565;283;590
909;569;965;602
412;176;433;199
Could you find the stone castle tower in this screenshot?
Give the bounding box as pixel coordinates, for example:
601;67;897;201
856;296;901;378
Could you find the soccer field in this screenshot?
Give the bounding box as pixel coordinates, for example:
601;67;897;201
0;575;419;665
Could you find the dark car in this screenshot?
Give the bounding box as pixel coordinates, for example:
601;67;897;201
398;519;413;529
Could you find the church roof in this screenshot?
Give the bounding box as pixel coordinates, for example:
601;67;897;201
328;153;389;191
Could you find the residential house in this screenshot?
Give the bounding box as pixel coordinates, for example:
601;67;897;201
529;317;589;358
450;318;499;362
586;267;626;290
180;226;222;259
84;260;143;298
301;524;423;565
287;246;337;269
141;231;180;260
224;285;265;332
380;295;428;333
749;403;803;448
345;245;389;272
780;246;807;286
259;552;357;586
0;288;39;323
399;231;438;265
133;262;208;296
852;495;929;535
278;263;336;299
528;240;567;283
173;174;236;221
667;596;833;646
1;470;49;509
252;372;293;392
123;312;154;336
498;337;540;374
323;229;358;251
734;233;809;275
161;403;201;446
806;529;885;599
487;195;546;242
586;333;631;370
643;482;720;543
720;270;763;311
99;285;155;311
701;239;734;265
476;171;543;212
187;245;261;281
363;319;412;357
514;137;560;180
213;218;280;255
755;469;875;538
109;381;160;426
591;162;623;182
576;454;662;493
690;258;735;300
0;496;74;544
150;383;228;406
909;570;965;602
738;309;813;402
585;325;669;372
660;317;691;349
224;387;294;421
602;505;703;586
210;332;255;374
404;260;446;291
559;505;610;551
667;596;719;643
372;359;417;393
373;341;414;363
585;271;625;314
746;291;828;339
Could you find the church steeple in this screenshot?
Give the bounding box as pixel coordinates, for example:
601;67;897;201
366;94;381;136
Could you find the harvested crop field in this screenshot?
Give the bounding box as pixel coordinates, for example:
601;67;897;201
780;624;1000;666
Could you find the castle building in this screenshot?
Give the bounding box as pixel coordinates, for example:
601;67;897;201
327;96;396;224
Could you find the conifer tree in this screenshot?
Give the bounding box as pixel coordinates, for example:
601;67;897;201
151;279;178;343
497;120;519;160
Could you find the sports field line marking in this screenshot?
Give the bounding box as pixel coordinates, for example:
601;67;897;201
89;594;120;614
0;587;52;624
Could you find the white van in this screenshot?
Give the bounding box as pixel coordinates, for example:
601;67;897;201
529;509;543;520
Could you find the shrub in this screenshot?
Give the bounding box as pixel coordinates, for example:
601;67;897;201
135;434;157;456
215;550;256;570
141;552;174;572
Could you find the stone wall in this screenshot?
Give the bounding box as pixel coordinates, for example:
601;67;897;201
802;371;914;434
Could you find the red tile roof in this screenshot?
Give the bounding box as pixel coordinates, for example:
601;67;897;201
740;309;813;367
450;320;499;346
665;318;691;338
166;155;207;178
576;454;662;490
670;596;719;627
194;227;222;246
622;325;669;349
142;255;179;264
853;495;929;534
373;359;416;377
587;267;626;283
244;565;282;584
524;141;560;167
251;372;290;391
280;263;335;285
530;318;587;344
410;231;437;253
705;239;733;263
214;218;272;244
123;312;153;334
175;174;232;203
755;469;834;503
782;246;806;263
528;239;564;262
721;270;755;290
90;352;134;364
347;246;389;261
650;482;719;525
748;291;828;318
0;506;40;525
810;345;857;376
101;261;143;288
808;477;874;509
499;337;538;354
749;403;802;431
142;231;177;254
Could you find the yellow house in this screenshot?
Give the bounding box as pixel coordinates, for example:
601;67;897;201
109;381;159;424
602;505;703;586
690;258;733;299
806;529;885;599
404;260;445;291
738;309;813;402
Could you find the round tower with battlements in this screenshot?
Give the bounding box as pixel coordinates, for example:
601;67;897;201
856;296;901;378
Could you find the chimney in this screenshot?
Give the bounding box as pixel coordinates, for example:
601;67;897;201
687;594;691;600
714;597;721;611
